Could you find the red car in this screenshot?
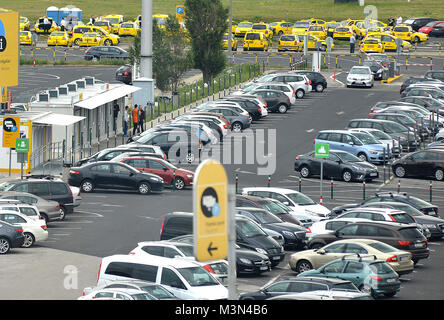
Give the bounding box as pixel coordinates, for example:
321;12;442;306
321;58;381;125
419;21;444;34
120;156;194;190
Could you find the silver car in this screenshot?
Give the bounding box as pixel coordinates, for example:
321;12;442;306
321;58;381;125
346;66;374;88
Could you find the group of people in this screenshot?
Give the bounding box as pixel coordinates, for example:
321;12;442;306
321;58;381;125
122;105;146;137
388;16;403;27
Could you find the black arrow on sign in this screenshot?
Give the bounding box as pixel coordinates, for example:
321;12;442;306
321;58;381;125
208;242;218;256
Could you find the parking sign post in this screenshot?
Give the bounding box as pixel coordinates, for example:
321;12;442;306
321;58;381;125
315;144;329;206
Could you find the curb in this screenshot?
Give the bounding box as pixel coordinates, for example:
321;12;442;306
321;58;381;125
377;174;394;192
381;74;403;84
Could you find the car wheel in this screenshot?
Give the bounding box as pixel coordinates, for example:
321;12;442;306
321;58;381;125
394;165;406;178
0;237;11;254
357;153;368;162
80;179;94;193
74;38;80;46
104;39;112;46
342;170;353;182
315;84;324;92
22;232;35;248
383;291;397;298
185;152;196;163
413;36;420;43
174;177;185;190
300;166;311;178
41;213;49;225
321;44;327;52
138;182;151;195
435;168;444;181
232;122;243;132
59;207;66;221
278;104;288;114
296;260;313;273
359;284;374;297
296;89;305;99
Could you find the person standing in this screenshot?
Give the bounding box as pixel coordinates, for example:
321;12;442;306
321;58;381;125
132;104;139;135
123;106;129;137
138;105;145;133
113;101;120;131
43;17;50;33
396;16;403;25
349;33;356;54
89;15;96;25
60;17;66;31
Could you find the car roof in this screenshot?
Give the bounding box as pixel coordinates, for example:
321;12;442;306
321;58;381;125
243;187;301;195
236;194;267;202
343;207;406;215
280;276;353;284
102;254;200;268
137;240;192;247
346;220;416;229
318;129;350;134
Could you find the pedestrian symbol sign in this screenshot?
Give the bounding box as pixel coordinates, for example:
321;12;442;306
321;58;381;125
15;138;29;153
315;144;329;158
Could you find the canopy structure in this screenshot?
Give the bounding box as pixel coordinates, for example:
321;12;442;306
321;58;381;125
74;84;140;110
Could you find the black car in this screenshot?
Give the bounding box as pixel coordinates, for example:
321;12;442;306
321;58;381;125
239;277;360;300
168;234;272;275
159;212;285;267
362;60;386;80
360;201;444;239
235;194;303;226
307;221;429;263
404;17;438;31
289;71;327;92
75;147;142;166
0;177;77;215
392;148;444;181
249;89;291;114
425;70;444;82
135;129;203;163
428;21;444;37
116;64;132;85
68;161;164;194
294;150;379;182
0;220;25;254
84;46;129;62
219;97;263;120
236;207;307;249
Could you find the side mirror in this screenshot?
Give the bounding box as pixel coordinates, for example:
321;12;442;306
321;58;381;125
348;142;354;145
317;249;326;255
283;201;290;206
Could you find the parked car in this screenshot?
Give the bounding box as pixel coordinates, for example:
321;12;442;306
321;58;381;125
234;82;296;105
404;17;438;32
0;177;78;217
288;70;327;93
346;66;374;88
428;22;444;37
0;220;24;254
246;73;311;99
297;255;401;298
0;191;63;224
249;89;292;113
392;148;444;181
268;290;372;300
424;70;444;82
419;21;444;35
115;64;132;84
68;161;164;194
347;128;401;155
401;86;444;103
362;60;386;80
211;97;265;120
400;77;442;94
96;254;228;300
307;221;429;264
168;234;272;275
294;150;379;182
315;129;391;163
236;207;307;249
289;239;414;275
75;147;143;167
84;46;129;61
0;210;47;248
305;218;369;241
81;280;177;299
0;201;43;222
369;112;430;140
192;106;251;132
78;288;157;300
239;276;361;300
399;96;444;115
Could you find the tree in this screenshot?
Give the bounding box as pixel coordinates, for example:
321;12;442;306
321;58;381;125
185;0;228;84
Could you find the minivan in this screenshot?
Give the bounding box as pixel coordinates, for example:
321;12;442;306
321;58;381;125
96;254;228;300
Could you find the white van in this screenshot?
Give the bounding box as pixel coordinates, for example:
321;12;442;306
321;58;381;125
96;254;228;300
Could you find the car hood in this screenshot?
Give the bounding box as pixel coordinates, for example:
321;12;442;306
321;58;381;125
347;74;371;80
186;284;228;300
345;161;377;170
242;235;281;251
263;222;306;233
236;248;269;261
303;204;331;216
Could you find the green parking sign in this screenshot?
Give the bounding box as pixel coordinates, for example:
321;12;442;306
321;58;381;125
315;144;329;158
15;138;29;153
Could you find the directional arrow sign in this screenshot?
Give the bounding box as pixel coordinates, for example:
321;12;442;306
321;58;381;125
193;159;228;262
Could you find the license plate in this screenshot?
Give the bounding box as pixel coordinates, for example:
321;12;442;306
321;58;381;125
387;278;396;283
414;243;424;248
260;266;269;271
399;256;406;261
272;256;281;260
370;172;377;176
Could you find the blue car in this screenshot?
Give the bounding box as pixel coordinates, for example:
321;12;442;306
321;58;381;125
315;130;392;163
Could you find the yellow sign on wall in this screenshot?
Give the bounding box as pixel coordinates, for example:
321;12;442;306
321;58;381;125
0;11;19;87
2;116;20;147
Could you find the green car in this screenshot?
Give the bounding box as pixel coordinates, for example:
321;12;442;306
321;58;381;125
297;254;401;298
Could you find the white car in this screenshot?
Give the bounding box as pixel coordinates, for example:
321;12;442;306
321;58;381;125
172;120;219;144
129;241;229;284
176;114;229;136
78;288;157;300
266;198;319;226
348;128;401;155
244;73;311;99
305;218;369;241
0;202;43;222
194;101;250;117
346;66;374;88
242;187;330;219
0;210;48;247
225;94;268;117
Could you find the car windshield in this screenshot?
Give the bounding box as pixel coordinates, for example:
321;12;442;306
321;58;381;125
386;203;423;216
246;33;260;40
404;196;433;208
350;68;370;75
258;200;287;215
140;285;176;299
281;35;295;41
105;18;119;24
131;293;157;300
367;130;391;140
176;245;194;257
256;75;275;82
331;283;360;292
248;209;282;224
336;152;362;163
294;22;309;28
369;262;395;274
0;182;15;192
238;23;252;28
122;23;133;28
285;192;315;205
177;267;219;286
253;25;266;30
52;32;65;36
351;132;380;145
394;27;409;32
237;219;267;237
368;242;400;253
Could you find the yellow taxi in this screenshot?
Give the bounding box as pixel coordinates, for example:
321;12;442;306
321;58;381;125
222;33;238;51
118;21;139;37
20;16;30;31
235;21;253;37
34;17;60;34
243;31;269;51
19;31;34;45
277;34;302;52
326;21;340;36
226;19;237;34
360;37;384;53
354;21;371;38
251;22;272;39
101;15;124;33
307;25;327;39
292;21;310;33
78;32;103;47
92;20;112;33
47;31;73;47
153;13;168;29
392;25;428;43
72;25;120;46
295;33;334;51
366;26;385;36
333;26;353;40
271;21;293;36
365;33;412;52
309;19;327;28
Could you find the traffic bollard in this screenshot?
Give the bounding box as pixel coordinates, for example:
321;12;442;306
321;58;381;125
267;175;271;187
363;181;366;200
299;177;302;192
235;174;239;194
430;180;432;203
330;178;334;199
397;180;401;194
172;170;176;191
